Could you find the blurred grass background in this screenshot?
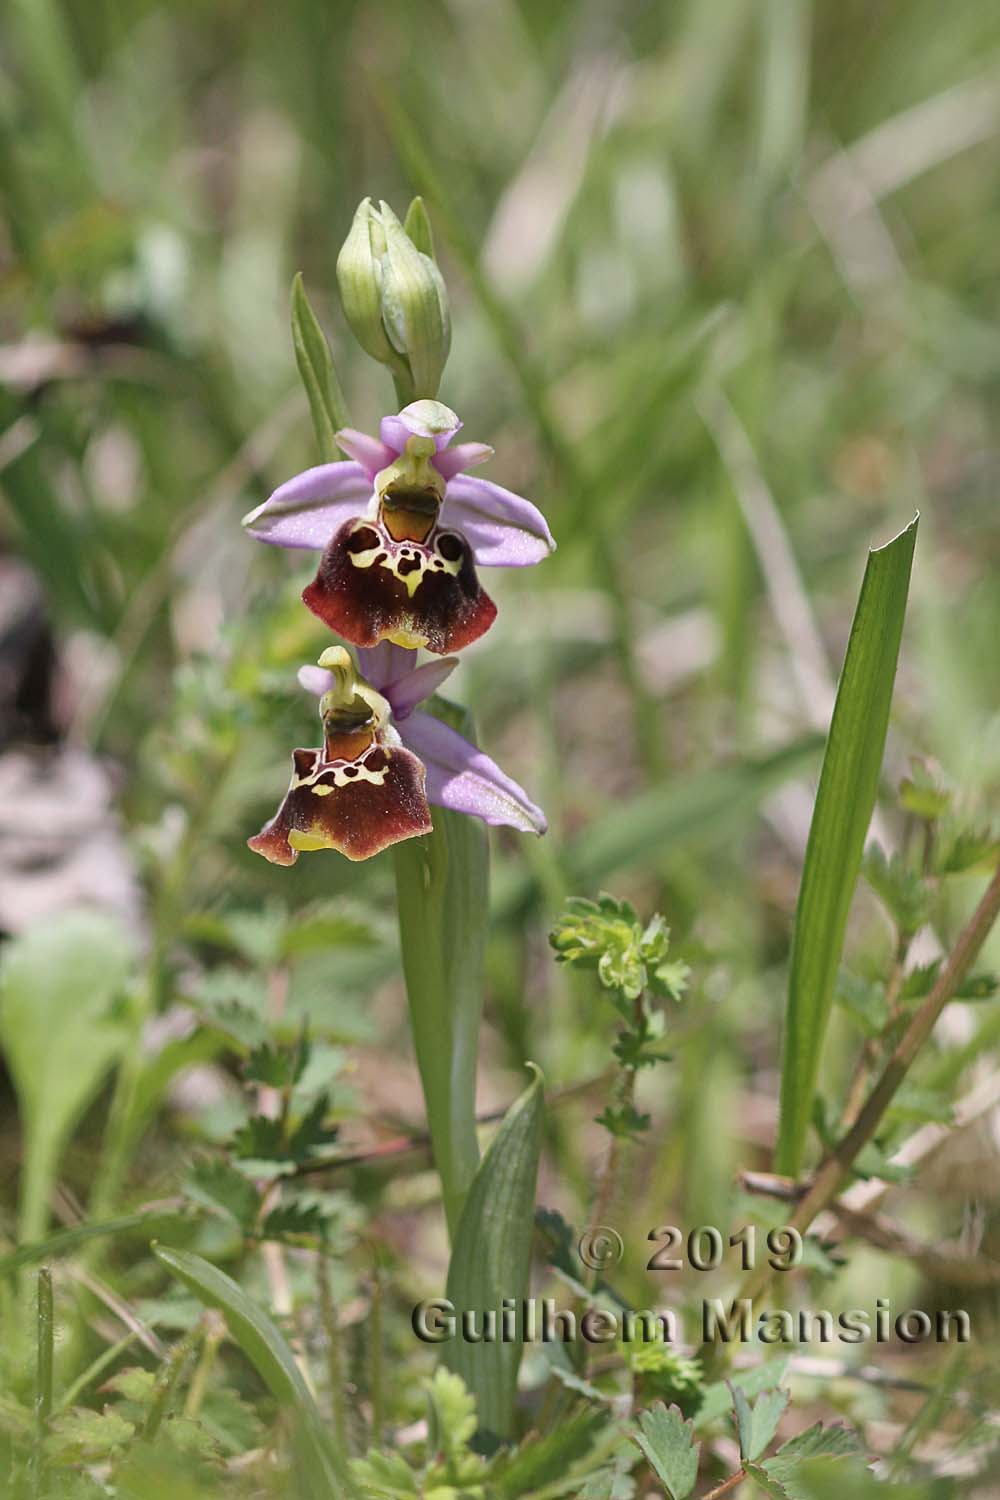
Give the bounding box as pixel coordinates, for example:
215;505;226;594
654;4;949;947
1;0;1000;1481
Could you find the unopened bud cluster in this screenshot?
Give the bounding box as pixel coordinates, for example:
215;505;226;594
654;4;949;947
336;196;450;402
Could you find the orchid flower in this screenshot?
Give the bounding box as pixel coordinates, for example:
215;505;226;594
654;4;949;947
242;399;554;655
249;645;546;866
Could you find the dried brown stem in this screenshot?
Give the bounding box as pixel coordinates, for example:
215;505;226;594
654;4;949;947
734;864;1000;1312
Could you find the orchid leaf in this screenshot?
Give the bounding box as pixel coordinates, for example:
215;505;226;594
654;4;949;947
776;517;918;1174
442;1065;544;1444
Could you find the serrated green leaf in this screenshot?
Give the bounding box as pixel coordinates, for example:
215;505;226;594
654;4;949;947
352;1448;420;1497
495;1407;609;1496
696;1358;790;1426
632;1403;700;1500
731;1385;753;1461
231;1093;338;1168
45;1405;135;1464
852;1141;914;1183
578;1461;637;1500
761;1420;861;1498
835;971;889;1036
732;1386;789;1463
102;1367;157;1404
153;1244;350;1496
861;844;929;937
776;517;918;1175
746;1463;791;1497
898;768;951;820
442;1067;544;1442
936;827;999;876
281;906;380;959
245;1029;311;1089
185;1158;260;1231
197;1385;264;1456
260;1197;333;1241
0;909;135;1242
885;1083;953;1126
291;272;348;462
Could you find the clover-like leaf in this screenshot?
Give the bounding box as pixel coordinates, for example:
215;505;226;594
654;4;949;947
427;1368;478;1467
185;1158;260;1231
731;1384;789;1463
632;1403;700;1500
759;1419;861;1499
861;843;929;937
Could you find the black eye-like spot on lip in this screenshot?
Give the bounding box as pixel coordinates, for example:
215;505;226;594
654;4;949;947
397;557;421;576
342;765;358;777
365;747;389;773
436;532;463;562
347;525;380;554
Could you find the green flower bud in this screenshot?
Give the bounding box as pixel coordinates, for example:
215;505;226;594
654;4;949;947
335;196;451;402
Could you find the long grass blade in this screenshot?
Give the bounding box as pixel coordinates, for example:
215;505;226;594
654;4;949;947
775;517;918;1175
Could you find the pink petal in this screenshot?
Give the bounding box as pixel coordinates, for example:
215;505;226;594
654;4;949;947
441;474;555;567
356;642;416;692
385;657;459;719
298;665;334;697
336;427;395;479
242;462;371;550
433;442;494;481
402;710;547;833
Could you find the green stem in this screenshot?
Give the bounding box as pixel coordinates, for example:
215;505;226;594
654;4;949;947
143;1322;203;1441
393;800;487;1238
184;1313;224;1420
317;1253;350;1457
368;1262;384;1448
32;1267;53;1496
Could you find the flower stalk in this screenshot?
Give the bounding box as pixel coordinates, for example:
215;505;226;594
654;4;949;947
393;714;489;1237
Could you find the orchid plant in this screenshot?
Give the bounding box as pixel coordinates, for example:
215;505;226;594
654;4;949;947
240;197;551;1242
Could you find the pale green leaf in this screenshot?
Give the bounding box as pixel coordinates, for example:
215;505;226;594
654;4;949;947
0;909;135;1242
697;1357;790;1426
632;1403;700;1500
732;1386;790;1463
761;1421;861;1498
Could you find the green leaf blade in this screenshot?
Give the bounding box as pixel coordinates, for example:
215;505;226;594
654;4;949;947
442;1066;544;1443
153;1244;348;1495
776;517;918;1175
0;909;135;1243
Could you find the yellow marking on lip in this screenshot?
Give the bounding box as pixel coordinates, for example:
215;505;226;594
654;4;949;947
345;523;463;597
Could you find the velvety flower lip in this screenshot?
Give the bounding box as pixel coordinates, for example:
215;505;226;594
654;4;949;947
298;644;547;836
241;399;555;568
249;647;432;865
